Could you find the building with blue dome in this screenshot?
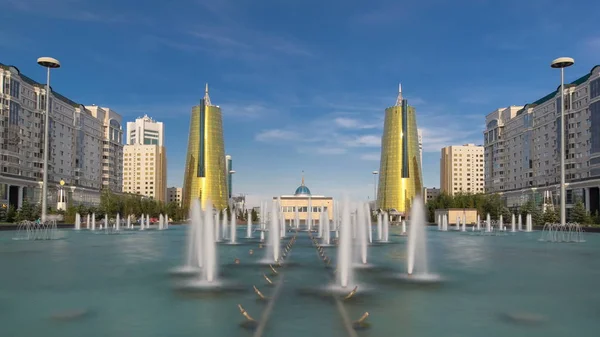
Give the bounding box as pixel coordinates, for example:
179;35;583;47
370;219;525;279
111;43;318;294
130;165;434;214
273;173;333;226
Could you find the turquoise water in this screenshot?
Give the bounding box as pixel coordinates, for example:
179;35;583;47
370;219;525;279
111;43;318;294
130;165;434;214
1;226;599;337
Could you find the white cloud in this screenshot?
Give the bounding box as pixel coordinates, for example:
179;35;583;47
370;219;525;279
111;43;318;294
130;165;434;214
316;147;347;155
255;129;299;142
360;153;380;161
343;135;381;147
334;117;378;129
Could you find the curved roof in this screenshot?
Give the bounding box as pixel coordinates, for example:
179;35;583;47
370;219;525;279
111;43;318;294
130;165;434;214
294;185;311;196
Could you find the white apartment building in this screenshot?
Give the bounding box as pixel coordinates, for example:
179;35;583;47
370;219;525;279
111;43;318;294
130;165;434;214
86;106;123;192
123;115;167;202
484;65;600;216
167;187;182;206
440;144;485;195
0;62;120;209
127;114;164;146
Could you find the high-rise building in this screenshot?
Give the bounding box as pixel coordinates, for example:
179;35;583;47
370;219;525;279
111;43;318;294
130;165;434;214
376;84;423;214
440;144;485;195
0;62;115;209
225;155;233;199
182;84;228;210
167;187;183;206
126;114;164;146
122;115;167;202
483;65;600;215
86;106;124;192
417;129;423;168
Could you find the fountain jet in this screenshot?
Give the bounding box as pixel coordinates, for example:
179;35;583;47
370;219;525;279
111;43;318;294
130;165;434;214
337;198;353;288
357;203;368;264
246;210;253;238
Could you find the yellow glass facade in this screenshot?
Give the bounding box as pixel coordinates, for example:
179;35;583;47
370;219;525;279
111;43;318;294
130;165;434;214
377;99;423;214
182;97;228;211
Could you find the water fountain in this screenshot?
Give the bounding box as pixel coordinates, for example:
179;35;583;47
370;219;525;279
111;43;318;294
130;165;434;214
382;212;389;242
222;211;229;240
140;214;145;231
146;214;150;228
246;210;253;238
14;220;58;240
265;201;280;263
499;215;504;232
402;197;440;282
214;212;220;242
173;199;203;274
486;213;491;232
229;211;237;244
539;223;585;243
437;214;442;230
441;214;448;231
518;214;522;231
461;216;466;232
511;214;516;232
126;215;131;229
116;213;120;231
401;220;407;235
526;214;533;232
74;213;81;230
318;211;323;238
357;203;368;265
294;207;300;229
86;214;91;230
365;203;373;243
476;214;481;230
377;213;383;240
91;213;96;230
455;216;460;231
336;198;354;289
322;211;331;245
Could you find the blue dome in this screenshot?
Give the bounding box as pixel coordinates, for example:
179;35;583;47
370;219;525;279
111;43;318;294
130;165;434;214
294;185;311;196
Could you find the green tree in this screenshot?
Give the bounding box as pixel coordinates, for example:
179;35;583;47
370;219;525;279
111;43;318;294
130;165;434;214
6;205;16;222
100;189;122;217
0;204;7;222
542;207;559;224
570;201;592;224
15;199;40;221
251;209;258;222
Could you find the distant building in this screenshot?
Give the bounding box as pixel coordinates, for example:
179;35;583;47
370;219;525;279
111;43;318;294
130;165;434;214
225;155;233;199
182;84;228;210
274;175;333;223
0;62;119;210
122;115;167;202
484;65;600;215
86;106;124;193
425;188;440;203
440;144;485;195
167;187;182;206
376;84;423;215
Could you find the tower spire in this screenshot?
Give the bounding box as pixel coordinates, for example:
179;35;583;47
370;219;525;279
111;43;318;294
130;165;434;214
203;83;212;106
301;170;305;186
395;82;403;106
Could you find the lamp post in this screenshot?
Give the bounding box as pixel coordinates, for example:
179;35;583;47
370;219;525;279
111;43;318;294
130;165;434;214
551;57;574;227
372;171;378;202
37;57;61;222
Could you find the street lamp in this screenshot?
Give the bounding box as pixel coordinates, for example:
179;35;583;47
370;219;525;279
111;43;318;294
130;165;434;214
37;57;61;222
551;56;574;227
372;171;378;202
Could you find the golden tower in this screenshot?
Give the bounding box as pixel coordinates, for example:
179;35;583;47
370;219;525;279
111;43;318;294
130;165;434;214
182;84;228;211
377;84;423;214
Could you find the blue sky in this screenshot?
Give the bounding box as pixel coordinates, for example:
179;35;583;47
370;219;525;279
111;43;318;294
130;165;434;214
1;0;599;206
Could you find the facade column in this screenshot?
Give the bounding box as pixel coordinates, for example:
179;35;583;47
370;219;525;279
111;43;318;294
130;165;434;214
584;187;591;213
17;186;23;209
